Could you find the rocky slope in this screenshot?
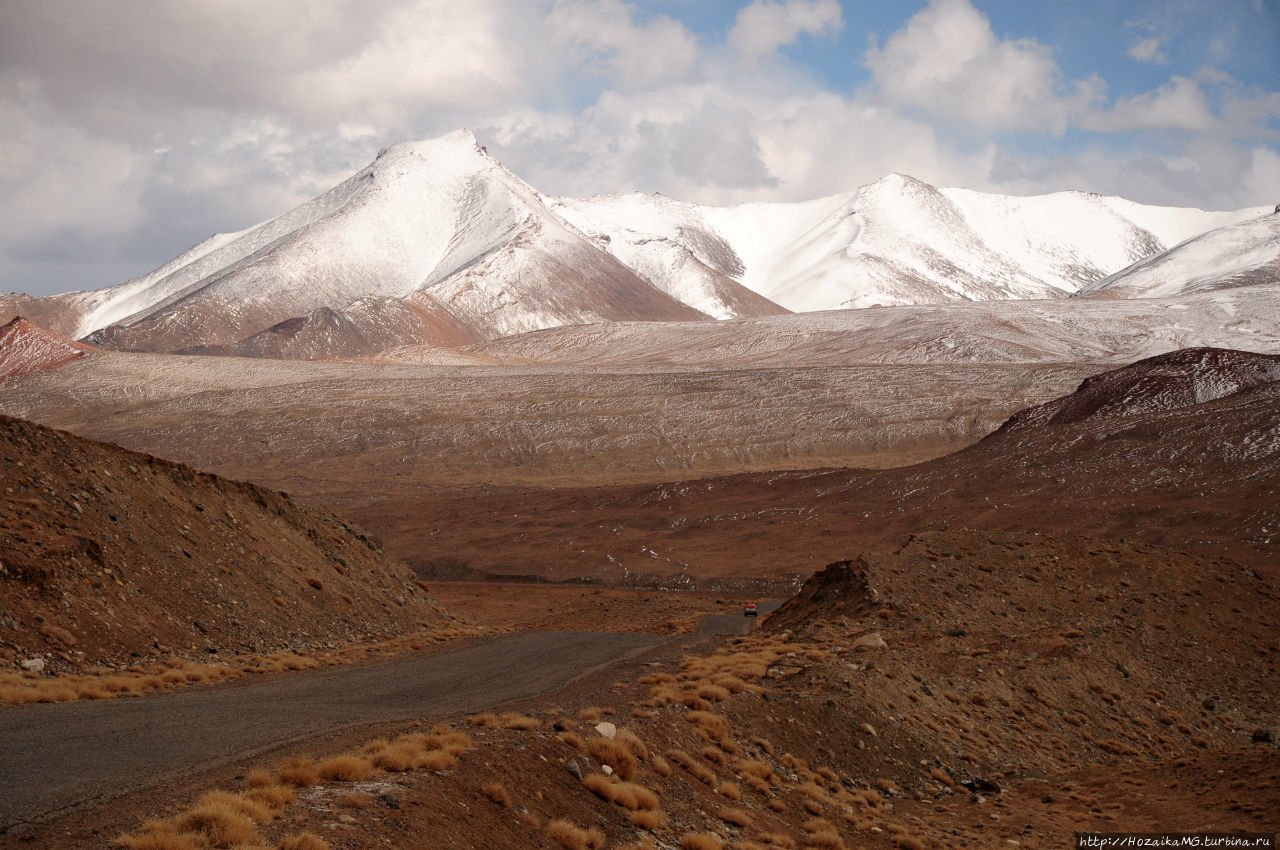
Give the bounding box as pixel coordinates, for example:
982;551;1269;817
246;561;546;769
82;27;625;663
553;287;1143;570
0;413;448;672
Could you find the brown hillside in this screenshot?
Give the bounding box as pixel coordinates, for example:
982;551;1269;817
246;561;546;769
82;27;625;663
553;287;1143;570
0;413;448;673
378;347;1280;585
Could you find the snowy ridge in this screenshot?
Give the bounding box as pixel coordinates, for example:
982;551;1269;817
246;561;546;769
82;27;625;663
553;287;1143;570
561;177;1267;312
76;131;705;352
1078;212;1280;298
6;129;1272;361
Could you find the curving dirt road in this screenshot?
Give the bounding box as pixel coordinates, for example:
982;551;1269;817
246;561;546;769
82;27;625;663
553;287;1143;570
0;631;667;833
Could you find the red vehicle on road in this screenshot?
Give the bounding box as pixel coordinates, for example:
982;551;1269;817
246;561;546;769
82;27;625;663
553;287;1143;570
743;603;758;617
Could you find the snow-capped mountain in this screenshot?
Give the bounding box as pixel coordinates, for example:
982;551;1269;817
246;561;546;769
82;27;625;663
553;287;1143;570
73;131;711;354
560;177;1266;312
1077;211;1280;299
0;128;1273;361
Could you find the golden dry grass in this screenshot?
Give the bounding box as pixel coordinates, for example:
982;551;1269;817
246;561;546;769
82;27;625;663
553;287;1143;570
588;736;637;780
614;727;650;760
172;798;259;846
279;833;332;850
685;710;731;740
112;820;202;850
629;808;668;830
278;757;319;787
583;775;661;810
680;832;724;850
717;806;753;827
717;781;742;800
546;818;606;850
482;782;512;807
666;749;717;786
315;754;374;782
498;712;540;730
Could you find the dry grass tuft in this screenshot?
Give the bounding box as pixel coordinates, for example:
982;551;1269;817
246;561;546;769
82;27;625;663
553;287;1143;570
242;768;276;789
651;754;673;777
685;710;731;740
172;798;259;847
499;712;540;730
546;818;606;850
629;808;668;830
482;782;512;807
701;745;727;766
194;790;273;824
680;832;724;850
279;833;332;850
583;775;660;810
753;833;797;849
666;749;717;786
278;757;319;787
112;820;202;850
588;737;637;780
717;781;742;800
315;754;374;782
420;749;459;771
717;807;754;827
614;727;650;760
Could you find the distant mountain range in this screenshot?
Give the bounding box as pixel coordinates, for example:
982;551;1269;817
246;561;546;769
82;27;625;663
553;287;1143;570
1;129;1274;360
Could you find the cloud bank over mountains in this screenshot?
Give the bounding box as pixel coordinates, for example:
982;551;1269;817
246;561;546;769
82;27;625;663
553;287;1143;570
2;0;1277;296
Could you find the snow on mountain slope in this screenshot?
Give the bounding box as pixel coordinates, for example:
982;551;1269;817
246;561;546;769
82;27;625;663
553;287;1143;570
549;193;791;320
468;284;1280;368
1077;212;1280;299
561;177;1266;312
0;317;95;378
81;130;706;352
999;347;1280;432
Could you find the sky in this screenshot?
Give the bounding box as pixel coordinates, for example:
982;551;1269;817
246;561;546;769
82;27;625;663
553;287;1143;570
2;0;1278;297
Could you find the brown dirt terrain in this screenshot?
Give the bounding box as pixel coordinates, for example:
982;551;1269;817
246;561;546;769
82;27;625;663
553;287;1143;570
378;348;1280;585
426;582;763;635
0;412;452;678
35;530;1272;850
3;346;1277;849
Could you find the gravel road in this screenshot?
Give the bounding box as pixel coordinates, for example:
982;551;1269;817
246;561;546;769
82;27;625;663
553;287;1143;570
0;631;666;833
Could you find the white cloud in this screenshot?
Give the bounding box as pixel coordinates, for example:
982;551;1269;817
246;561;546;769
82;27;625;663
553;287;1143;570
727;0;843;60
1083;76;1216;132
548;0;700;89
863;0;1104;134
1127;36;1167;64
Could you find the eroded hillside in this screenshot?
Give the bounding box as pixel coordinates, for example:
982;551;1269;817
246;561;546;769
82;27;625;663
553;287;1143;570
0;413;449;673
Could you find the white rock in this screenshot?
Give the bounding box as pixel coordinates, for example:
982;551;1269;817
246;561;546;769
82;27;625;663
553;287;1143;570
852;631;888;650
594;721;617;739
20;657;45;673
